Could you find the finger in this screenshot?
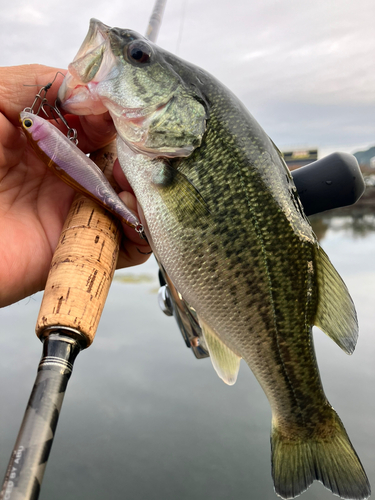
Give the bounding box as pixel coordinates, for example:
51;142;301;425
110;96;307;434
67;113;116;153
117;239;152;269
0;65;66;124
116;190;152;268
0;114;26;177
0;64;116;154
112;159;134;193
114;166;152;268
118;191;147;244
0;113;26;158
117;225;152;268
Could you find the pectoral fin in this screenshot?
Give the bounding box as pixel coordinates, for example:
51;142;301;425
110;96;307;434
153;162;211;222
200;319;241;385
314;246;358;354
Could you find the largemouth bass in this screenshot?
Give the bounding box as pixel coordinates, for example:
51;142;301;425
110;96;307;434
58;19;370;499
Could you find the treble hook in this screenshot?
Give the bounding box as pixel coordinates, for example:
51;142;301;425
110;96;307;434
23;85;50;116
23;72;78;145
41;101;78;145
23;71;64;116
52;102;78;144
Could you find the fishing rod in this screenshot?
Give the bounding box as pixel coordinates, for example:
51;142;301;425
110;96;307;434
1;2;365;497
145;0;167;42
0;146;120;500
0;2;167;499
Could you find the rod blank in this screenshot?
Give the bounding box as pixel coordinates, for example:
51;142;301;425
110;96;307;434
145;0;167;42
0;333;83;500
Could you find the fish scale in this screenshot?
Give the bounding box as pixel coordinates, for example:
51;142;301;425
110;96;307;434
58;19;370;500
120;130;323;426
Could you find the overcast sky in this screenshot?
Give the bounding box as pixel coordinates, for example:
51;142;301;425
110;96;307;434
1;0;374;157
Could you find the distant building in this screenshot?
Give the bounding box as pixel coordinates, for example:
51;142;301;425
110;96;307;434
282;149;318;170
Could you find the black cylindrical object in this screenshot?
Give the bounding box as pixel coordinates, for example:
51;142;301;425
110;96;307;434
0;333;83;500
291;152;365;216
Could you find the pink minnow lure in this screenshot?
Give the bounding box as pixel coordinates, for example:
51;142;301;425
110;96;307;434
19;110;142;231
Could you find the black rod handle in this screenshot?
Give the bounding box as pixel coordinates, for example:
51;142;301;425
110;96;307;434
0;334;82;500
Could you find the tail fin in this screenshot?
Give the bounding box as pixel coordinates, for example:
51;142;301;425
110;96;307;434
271;410;371;499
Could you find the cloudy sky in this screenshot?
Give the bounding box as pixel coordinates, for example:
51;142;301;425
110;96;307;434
1;0;374;157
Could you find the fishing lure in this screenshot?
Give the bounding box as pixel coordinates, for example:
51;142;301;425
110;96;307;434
20;87;143;233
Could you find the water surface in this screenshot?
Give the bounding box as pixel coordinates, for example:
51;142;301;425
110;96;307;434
0;212;374;500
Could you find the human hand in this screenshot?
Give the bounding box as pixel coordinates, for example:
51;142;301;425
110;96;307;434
0;64;151;308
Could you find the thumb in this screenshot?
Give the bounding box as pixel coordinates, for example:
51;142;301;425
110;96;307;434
79;112;116;151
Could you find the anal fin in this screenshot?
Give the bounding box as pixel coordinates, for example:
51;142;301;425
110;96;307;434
314;246;358;354
200;319;241;385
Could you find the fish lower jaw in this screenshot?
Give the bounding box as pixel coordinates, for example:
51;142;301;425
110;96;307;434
59;83;107;115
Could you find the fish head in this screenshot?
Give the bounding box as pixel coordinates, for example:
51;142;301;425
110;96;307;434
58;19;207;158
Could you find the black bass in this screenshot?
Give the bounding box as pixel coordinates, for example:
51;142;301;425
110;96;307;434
58;19;370;499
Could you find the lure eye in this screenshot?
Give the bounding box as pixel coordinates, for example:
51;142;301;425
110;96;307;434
127;40;152;65
23;118;33;128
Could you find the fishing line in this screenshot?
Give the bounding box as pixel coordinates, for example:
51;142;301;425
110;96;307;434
176;0;188;56
23;71;66;92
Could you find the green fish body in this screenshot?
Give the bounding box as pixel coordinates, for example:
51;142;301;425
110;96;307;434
58;20;370;499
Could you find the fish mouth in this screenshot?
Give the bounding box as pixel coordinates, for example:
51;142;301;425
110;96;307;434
58;19;184;158
108;96;172;127
58;19;118;115
58;19;177;154
58;19;173;122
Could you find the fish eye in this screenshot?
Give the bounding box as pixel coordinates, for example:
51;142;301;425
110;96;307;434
22;118;33;128
127;40;152;65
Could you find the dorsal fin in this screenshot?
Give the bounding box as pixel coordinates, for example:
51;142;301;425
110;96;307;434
200;319;241;385
314;246;358;354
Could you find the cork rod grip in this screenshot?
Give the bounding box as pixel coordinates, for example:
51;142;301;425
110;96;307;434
36;142;121;346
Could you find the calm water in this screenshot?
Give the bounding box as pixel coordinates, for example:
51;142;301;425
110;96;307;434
0;212;374;500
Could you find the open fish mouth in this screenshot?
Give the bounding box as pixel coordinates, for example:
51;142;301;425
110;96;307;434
58;19;118;115
58;19;174;129
58;18;185;157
